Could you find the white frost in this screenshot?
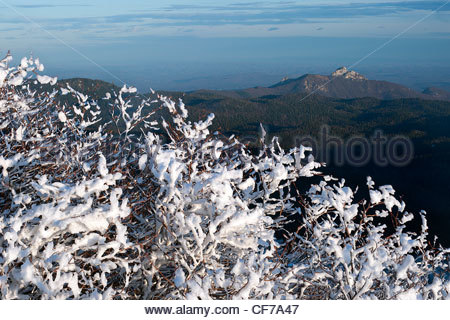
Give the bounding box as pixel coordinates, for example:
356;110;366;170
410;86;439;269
58;111;67;123
37;75;57;85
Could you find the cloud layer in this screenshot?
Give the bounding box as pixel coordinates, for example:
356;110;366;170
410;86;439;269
1;1;448;34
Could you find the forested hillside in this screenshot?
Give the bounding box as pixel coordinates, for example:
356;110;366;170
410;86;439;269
28;77;450;245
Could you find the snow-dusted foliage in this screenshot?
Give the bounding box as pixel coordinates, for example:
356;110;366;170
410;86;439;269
0;54;449;299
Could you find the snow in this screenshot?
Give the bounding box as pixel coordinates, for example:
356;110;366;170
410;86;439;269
0;54;448;301
20;57;29;68
15;125;25;141
58;111;67;123
238;177;255;191
174;268;186;288
34;58;45;72
120;85;137;94
397;255;416;279
0;69;7;85
20;259;36;283
37;75;57;85
8;75;24;86
98;153;109;177
138;154;147;170
366;176;375;189
0;153;22;177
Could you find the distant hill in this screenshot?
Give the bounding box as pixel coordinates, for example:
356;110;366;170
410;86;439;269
30;68;450;102
192;67;450;101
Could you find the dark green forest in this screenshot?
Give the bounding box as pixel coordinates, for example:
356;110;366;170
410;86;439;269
36;78;450;245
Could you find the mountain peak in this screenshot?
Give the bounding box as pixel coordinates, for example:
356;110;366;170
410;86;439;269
183;68;449;101
331;67;367;80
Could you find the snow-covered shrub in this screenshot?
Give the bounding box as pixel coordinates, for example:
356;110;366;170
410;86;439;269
0;54;448;299
278;179;450;299
0;53;143;299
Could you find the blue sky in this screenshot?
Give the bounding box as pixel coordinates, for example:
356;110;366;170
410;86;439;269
0;0;449;91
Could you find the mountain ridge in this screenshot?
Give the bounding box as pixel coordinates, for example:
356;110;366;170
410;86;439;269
42;68;450;102
189;68;450;101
